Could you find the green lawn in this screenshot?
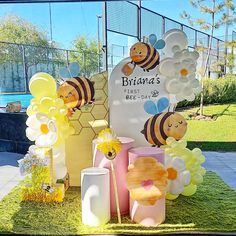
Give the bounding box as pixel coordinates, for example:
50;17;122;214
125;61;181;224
180;103;236;151
0;172;236;234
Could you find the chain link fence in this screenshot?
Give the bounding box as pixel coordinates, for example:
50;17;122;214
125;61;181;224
0;42;102;94
106;1;226;73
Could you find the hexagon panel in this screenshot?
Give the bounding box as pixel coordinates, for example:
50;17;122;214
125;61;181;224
90;71;107;90
91;105;107;120
79;113;95;127
69;120;82;135
94;90;106;105
91;119;108;134
67;70;108;186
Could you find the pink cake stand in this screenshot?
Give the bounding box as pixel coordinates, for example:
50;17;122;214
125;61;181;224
93;137;134;216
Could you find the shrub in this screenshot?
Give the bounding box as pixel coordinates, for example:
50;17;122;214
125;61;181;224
177;76;236;108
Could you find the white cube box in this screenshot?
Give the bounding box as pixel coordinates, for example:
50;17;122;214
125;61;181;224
81;167;110;226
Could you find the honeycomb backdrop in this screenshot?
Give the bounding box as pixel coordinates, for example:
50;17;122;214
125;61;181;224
66;71;108;186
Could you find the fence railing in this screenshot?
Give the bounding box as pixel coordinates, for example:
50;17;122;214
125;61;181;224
0;41;102;94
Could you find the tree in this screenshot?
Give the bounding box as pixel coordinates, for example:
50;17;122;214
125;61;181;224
0;14;60;92
70;36;100;77
225;40;236;74
181;0;232;115
221;0;236;57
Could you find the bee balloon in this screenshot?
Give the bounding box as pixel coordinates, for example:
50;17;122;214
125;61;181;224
122;34;166;76
141;97;187;147
57;62;95;113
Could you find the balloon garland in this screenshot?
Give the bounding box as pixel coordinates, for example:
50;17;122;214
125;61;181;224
161;137;206;199
19;62;98;202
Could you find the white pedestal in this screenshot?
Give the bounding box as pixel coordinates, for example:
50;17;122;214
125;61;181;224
81;167;110;226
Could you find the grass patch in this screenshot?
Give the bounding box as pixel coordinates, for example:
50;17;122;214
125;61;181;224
0;172;236;234
179;103;236;151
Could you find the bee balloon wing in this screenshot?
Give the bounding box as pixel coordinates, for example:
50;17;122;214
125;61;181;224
154;39;166;50
59;67;71;79
144;100;158;115
149;34;157;46
157;97;169;113
69;62;80;77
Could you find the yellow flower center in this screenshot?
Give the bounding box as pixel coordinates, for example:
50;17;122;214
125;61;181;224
40;123;49;134
167;167;178;180
180;68;188;76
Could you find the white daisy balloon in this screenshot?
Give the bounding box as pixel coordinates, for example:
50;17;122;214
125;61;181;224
165;155;191;195
26;113;58;148
158;29;201;103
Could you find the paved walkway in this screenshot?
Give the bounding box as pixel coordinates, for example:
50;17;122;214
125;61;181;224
203;151;236;190
0;152;24;200
0;151;235;200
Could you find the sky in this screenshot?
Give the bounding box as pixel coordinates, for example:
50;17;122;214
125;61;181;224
0;0;235;51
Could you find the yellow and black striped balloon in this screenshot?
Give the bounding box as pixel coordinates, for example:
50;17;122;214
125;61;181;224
130;42;160;71
58;76;95;110
141;112;187;146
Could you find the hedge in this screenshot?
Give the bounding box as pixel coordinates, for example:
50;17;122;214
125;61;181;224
177;76;236;108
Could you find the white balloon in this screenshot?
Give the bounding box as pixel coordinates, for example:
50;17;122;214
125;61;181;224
53;145;66;164
185;93;195;101
172;45;181;53
175;93;184;102
163;29;188;57
190;79;200;88
182;86;193;97
54;163;67;180
166;79;181;93
158;58;176;77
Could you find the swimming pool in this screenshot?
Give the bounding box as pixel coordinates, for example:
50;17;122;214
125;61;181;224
0;94;33;108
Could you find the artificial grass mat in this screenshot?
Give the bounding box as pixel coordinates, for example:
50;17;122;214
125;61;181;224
0;171;236;235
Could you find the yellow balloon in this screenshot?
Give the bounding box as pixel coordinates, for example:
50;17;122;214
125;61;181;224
192;173;203;185
29;72;57;99
26;106;34;116
59;108;68;116
166;193;179;200
54;98;64;109
182;184;197;196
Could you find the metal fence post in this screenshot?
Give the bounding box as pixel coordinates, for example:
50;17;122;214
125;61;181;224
22;45;28;92
66;50;69;66
102;2;108;71
137;0;141;41
162;16;165;35
195;30;198;48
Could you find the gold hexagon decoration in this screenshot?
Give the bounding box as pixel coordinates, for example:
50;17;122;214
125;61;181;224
94;90;106;105
90;71;107;90
91;119;108;134
65;128;96;186
103;81;108;96
69;120;82;135
104;97;108;110
69;109;82;120
91;105;107;119
79;113;95;127
105;112;109;122
80;104;94;113
66;70;108;186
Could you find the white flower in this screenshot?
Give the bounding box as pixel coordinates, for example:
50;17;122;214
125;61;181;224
165;155;190;195
159;47;201;102
26;113;58;148
18;145;49;175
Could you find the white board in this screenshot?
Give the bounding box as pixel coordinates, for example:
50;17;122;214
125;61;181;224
109;57;170;147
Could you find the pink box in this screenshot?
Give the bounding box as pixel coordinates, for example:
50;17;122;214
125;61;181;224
128;147;165;226
93;137;134;216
